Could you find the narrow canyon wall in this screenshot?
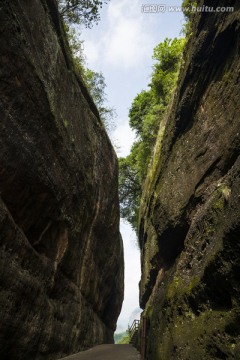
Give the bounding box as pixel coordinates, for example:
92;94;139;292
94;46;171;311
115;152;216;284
139;1;240;359
0;0;124;359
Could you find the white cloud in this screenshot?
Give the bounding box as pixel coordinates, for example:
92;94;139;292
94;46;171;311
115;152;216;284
112;119;136;157
104;18;149;68
83;0;157;70
103;0;152;68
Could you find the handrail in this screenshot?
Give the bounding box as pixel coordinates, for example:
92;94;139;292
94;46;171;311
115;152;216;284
128;319;140;342
128;318;147;359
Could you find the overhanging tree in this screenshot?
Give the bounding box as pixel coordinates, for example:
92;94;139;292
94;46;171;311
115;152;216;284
57;0;109;27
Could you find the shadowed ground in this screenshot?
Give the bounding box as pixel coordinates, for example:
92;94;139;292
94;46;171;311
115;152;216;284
60;344;141;360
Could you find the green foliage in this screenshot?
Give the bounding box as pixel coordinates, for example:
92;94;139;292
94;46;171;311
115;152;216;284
82;68;116;132
64;24;85;68
129;91;153;136
181;0;197;36
114;331;129;344
151;38;186;102
181;0;194;19
119;37;185;231
118;334;130;344
119;153;141;232
57;0;109;27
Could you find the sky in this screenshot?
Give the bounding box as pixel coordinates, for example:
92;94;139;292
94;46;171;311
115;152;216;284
80;0;185;333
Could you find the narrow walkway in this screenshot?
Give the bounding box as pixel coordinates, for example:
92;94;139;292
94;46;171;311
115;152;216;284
60;344;140;360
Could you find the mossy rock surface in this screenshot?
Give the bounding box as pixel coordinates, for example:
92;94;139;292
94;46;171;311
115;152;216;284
138;1;240;358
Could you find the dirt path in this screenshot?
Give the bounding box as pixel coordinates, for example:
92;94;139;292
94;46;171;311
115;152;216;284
60;344;141;360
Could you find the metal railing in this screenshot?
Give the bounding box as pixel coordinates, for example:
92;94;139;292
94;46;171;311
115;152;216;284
128;319;140;345
128;317;147;360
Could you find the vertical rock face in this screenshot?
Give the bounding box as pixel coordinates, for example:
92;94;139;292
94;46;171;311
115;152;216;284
0;0;124;359
139;1;240;359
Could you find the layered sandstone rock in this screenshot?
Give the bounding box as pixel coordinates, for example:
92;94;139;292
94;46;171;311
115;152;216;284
0;0;124;359
139;1;240;358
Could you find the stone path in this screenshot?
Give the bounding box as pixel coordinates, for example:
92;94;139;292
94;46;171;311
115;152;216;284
60;344;141;360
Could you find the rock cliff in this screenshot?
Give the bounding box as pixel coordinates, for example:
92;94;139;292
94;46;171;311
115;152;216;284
0;0;124;359
139;1;240;358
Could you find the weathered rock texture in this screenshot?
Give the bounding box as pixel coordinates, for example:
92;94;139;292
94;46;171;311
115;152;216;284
0;0;124;359
139;1;240;359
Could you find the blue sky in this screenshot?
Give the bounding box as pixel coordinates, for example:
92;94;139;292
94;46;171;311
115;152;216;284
80;0;185;333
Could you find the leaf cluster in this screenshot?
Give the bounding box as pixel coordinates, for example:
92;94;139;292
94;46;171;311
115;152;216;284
57;0;109;27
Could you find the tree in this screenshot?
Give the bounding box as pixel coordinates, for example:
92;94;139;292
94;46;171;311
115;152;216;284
119;37;185;232
82;68;116;132
181;0;197;19
119;153;141;232
57;0;109;27
151;38;186;102
129;90;153;137
64;24;86;67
